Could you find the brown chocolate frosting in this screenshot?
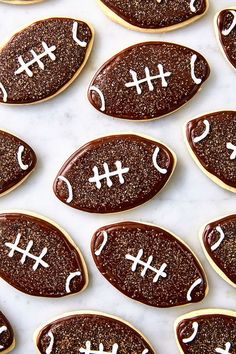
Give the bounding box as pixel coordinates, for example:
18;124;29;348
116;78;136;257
53;134;175;213
176;312;236;353
0;312;14;353
0;130;36;195
101;0;207;30
91;222;207;308
202;214;236;285
88;42;210;120
186;111;236;188
0;18;93;104
0;212;87;297
36;313;155;354
217;9;236;69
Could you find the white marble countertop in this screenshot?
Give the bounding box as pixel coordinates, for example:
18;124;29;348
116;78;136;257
0;0;235;353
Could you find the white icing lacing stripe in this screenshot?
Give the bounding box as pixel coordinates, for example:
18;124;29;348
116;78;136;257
58;176;73;203
187;278;202;301
17;145;29;171
211;226;225;251
190;54;202;85
45;331;54;354
0;82;7;102
190;0;197;12
182;322;199;344
72;22;87;47
226;142;236;160
79;341;119;354
152;147;168;174
95;231;108;256
222;11;236;36
216;342;232;354
89;86;106;111
0;326;7;350
65;271;81;293
89;161;129;189
193;119;210;143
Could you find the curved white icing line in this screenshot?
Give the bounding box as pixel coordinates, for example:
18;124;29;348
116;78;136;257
187;278;202;301
152;147;167;175
46;331;54;354
216;342;232;354
190;54;202;85
190;0;197;12
72;22;87;47
0;326;7;350
182;322;199;343
222;10;236;36
95;231;108;256
211;226;225;251
193;120;210;143
0;82;7;102
89;86;105;112
17;145;29;171
66;271;81;293
142;350;149;354
79;341;119;354
226;142;236;160
58;176;73;203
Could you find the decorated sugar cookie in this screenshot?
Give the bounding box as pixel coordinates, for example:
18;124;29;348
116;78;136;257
97;0;208;33
91;222;208;308
88;42;210;121
0;17;94;104
0;211;88;297
53;134;176;213
185;111;236;192
216;8;236;70
0;130;37;196
200;214;236;288
35;311;156;354
175;309;236;354
0;312;15;354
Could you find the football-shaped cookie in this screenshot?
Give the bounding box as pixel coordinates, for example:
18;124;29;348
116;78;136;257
97;0;208;32
53;134;176;213
175;309;236;354
0;17;94;104
186;111;236;192
216;8;236;70
200;214;236;288
91;222;208;308
88;42;210;121
0;211;88;297
35;311;156;354
0;130;36;196
0;312;15;354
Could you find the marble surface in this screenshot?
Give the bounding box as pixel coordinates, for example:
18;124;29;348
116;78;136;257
0;0;235;353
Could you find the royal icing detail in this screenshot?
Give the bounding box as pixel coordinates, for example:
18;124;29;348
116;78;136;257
0;82;7;103
95;231;108;256
89;161;130;189
211;226;225;251
187;278;202;301
79;342;119;354
193;119;210;143
226;142;236;160
182;321;199;344
0;326;7;350
45;331;54;354
125;249;167;282
125;65;171;95
17;145;29;170
190;0;197;13
14;41;56;78
65;271;81;293
58;176;73;203
89;86;106;111
72;22;87;48
5;233;49;271
152;147;167;174
216;342;232;354
222;10;236;36
190;54;202;85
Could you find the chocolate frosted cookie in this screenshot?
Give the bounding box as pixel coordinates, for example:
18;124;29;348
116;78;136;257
0;312;15;354
0;211;88;297
200;214;236;288
0;130;36;196
35;311;156;354
97;0;208;32
175;309;236;354
186;111;236;192
53;134;176;213
0;17;94;104
91;222;208;308
216;8;236;70
88;42;210;121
